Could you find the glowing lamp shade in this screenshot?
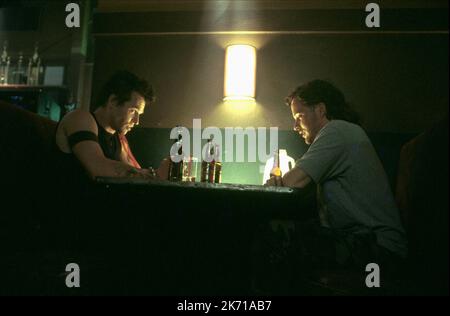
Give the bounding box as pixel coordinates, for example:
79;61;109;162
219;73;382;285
224;45;256;101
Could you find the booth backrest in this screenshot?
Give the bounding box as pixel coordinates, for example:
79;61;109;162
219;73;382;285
1;101;57;180
395;116;449;294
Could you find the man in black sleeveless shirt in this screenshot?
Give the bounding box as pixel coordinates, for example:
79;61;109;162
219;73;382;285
55;70;168;179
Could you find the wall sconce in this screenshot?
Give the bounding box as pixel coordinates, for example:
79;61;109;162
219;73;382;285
224;44;256;101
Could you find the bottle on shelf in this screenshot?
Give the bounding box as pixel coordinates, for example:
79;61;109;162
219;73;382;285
12;52;25;84
27;43;41;86
0;41;10;85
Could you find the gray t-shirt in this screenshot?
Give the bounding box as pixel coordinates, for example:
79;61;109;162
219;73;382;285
296;120;407;257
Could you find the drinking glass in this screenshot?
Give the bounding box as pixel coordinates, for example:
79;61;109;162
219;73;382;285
182;156;198;182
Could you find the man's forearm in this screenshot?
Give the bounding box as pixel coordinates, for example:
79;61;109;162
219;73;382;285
88;159;151;179
282;167;312;188
113;161;141;177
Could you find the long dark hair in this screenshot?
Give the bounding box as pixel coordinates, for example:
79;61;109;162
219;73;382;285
286;80;361;125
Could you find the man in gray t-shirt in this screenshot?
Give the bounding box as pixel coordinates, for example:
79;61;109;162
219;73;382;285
265;80;407;264
295;119;407;257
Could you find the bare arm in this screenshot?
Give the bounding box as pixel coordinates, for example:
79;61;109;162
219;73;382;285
264;167;312;188
62;110;152;180
72;141;150;179
281;167;312;188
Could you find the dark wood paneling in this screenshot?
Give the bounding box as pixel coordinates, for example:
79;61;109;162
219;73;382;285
93;9;448;35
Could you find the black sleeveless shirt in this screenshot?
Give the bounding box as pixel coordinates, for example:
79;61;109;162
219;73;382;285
53;112;123;189
91;112;122;161
51;112;123;209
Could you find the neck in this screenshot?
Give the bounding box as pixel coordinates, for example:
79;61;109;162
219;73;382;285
318;118;330;131
94;107;115;134
312;118;330;142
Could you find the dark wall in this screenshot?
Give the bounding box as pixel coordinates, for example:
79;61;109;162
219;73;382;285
0;2;74;66
92;33;448;133
91;7;448;184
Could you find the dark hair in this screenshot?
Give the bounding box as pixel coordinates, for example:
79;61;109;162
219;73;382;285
286;79;360;125
94;70;155;110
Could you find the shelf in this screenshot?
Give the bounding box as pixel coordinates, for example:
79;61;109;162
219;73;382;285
0;85;68;90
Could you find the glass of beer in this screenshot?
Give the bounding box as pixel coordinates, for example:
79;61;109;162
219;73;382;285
182;156;198;182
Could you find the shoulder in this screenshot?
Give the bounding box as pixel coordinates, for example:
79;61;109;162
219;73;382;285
322;120;365;139
62;108;95;122
60;109;98;135
310;121;365;150
326;120;360;131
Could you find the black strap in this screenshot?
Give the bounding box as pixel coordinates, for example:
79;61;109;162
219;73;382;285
68;131;99;149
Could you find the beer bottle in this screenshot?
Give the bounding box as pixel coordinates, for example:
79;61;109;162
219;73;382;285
169;126;184;181
270;149;282;185
208;142;216;183
213;144;222;183
201;138;214;182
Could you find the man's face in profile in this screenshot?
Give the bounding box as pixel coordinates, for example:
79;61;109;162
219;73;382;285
290;98;321;145
111;91;146;135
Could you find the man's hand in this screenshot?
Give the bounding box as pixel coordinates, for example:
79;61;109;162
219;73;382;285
140;167;158;179
264;176;283;187
156;157;171;180
126;167;155;179
263;167;312;188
